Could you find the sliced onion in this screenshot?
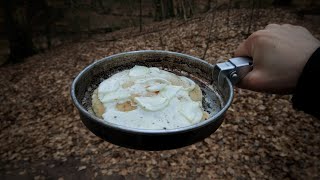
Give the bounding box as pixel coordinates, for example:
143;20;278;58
179;76;196;91
146;83;167;92
178;101;202;123
129;65;150;77
160;85;182;99
134;96;168;111
136;77;171;85
100;91;131;103
98;79;120;94
149;67;160;73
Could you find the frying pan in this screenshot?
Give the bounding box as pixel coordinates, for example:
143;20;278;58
71;50;252;150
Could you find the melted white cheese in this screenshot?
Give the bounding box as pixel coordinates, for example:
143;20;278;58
97;65;204;129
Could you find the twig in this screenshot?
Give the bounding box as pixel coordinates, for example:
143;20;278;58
226;0;232;38
95;16;202;43
175;17;202;27
202;1;216;60
253;0;261;31
159;34;165;49
247;0;255;35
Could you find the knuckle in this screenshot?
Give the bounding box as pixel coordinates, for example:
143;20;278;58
297;25;308;31
282;23;293;27
265;23;280;29
249;30;268;41
284;24;309;32
248;30;270;47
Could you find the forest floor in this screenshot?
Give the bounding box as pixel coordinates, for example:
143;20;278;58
1;8;320;180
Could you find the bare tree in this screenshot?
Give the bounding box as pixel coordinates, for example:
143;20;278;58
140;0;142;32
91;0;109;14
154;0;162;21
181;0;187;20
273;0;292;6
154;0;175;20
206;0;212;11
186;0;194;17
172;0;194;20
2;0;36;63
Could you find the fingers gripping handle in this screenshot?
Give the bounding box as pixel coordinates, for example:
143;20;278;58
214;57;253;85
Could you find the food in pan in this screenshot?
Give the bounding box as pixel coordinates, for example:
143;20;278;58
92;65;208;129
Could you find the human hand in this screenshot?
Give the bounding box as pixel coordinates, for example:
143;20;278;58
235;24;320;94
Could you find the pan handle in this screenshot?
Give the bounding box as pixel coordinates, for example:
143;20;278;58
214;57;253;85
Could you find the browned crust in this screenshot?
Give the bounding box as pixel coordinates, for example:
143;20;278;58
189;85;202;102
92;89;105;118
116;101;137;112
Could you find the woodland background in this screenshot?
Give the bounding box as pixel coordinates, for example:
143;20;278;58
1;0;320;64
1;0;320;179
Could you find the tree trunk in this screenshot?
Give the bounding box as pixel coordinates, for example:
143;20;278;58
154;0;162;21
160;0;166;19
186;0;194;17
273;0;292;6
206;0;212;11
167;0;175;18
41;0;52;49
181;0;187;20
139;0;142;32
155;0;175;20
2;0;36;63
172;0;179;16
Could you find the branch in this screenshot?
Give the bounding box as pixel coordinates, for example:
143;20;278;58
247;0;255;35
202;1;216;60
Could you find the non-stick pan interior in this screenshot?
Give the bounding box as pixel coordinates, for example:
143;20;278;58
74;51;232;125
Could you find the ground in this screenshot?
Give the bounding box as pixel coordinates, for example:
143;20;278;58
1;8;320;180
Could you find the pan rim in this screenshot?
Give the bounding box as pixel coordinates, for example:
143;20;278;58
71;50;234;135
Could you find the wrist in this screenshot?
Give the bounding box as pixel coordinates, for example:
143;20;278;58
292;47;320;118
